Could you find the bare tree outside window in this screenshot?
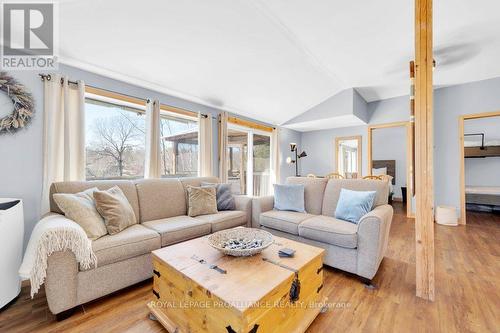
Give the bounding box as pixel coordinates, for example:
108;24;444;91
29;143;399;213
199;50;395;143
85;99;145;180
84;98;198;180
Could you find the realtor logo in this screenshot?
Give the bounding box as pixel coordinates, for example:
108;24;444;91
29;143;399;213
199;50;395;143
1;2;58;70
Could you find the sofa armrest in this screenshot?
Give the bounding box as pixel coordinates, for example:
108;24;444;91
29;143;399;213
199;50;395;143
251;196;274;228
42;213;81;314
234;195;252;227
356;204;393;279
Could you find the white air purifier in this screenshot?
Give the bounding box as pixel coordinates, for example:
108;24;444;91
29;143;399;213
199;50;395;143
0;199;24;309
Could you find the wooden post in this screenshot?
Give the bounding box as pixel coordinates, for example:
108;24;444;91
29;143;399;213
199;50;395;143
414;0;435;301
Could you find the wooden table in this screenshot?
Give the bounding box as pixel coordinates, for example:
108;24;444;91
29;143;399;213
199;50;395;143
148;233;326;333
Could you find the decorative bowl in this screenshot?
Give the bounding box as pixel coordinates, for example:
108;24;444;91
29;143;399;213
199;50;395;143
208;228;274;257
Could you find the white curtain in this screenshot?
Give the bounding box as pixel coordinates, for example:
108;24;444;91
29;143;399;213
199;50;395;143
198;113;213;177
271;127;280;188
41;75;85;214
145;99;161;178
218;112;229;182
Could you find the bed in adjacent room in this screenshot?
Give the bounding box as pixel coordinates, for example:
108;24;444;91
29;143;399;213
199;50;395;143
465;186;500;213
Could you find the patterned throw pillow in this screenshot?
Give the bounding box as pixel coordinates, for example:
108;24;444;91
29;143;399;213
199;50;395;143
93;186;137;235
187;186;218;217
201;182;236;211
53;188;108;240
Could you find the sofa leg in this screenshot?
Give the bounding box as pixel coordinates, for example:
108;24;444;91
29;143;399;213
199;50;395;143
359;277;376;290
56;307;76;321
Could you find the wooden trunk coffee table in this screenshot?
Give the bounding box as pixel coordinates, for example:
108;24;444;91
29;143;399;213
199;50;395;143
148;233;326;333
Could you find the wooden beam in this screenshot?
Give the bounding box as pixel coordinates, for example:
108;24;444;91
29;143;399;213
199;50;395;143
85;86;198;119
414;0;435;301
85;86;146;106
227;116;274;133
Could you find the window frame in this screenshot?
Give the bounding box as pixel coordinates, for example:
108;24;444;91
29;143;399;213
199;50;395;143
227;123;273;196
84;87;200;180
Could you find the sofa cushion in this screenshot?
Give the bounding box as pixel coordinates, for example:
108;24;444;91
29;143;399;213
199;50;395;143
260;210;314;235
50;180;140;221
85;224;160;270
286;177;328;215
195;210;247;232
142;215;211;246
322;179;389;217
298;215;358;249
134;179;187;222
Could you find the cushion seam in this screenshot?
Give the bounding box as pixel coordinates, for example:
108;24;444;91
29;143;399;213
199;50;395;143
299;229;357;248
94;235;159;253
261;214;310;224
299;225;357;236
211;217;246;225
144;223;209;233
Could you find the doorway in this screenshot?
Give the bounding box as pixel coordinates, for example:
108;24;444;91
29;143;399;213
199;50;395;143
227;125;272;196
368;121;414;218
459;111;500;224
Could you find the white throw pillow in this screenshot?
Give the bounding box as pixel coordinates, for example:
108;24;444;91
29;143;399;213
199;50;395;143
372;167;387;176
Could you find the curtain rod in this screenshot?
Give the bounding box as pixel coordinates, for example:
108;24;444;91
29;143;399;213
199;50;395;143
38;73;209;118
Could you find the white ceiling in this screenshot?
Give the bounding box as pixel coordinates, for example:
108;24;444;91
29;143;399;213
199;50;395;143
57;0;500;125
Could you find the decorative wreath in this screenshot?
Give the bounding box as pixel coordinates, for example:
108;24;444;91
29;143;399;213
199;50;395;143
0;72;35;134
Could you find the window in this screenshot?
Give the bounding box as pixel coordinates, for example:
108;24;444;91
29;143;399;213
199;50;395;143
252;134;271;196
85;98;146;180
160;111;199;178
226;125;272;196
84;90;199;180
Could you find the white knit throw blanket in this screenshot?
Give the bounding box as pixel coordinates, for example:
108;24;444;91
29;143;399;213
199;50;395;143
19;214;97;297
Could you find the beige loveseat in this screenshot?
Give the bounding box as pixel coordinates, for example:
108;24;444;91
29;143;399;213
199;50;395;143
252;177;393;283
44;177;252;317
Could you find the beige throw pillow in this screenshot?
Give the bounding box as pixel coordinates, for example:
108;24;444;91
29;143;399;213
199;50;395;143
187;186;218;217
93;186;137;235
53;188;108;240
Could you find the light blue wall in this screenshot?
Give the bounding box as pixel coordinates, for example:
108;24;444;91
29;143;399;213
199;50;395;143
299;94;409;177
367;95;409;124
434;77;500;214
0;72;44;250
284;88;354;125
300;76;500;218
301;125;368;177
353;89;369;123
279;127;302;181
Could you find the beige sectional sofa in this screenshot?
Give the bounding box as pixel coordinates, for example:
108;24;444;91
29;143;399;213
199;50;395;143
252;177;393;283
44;177;252;317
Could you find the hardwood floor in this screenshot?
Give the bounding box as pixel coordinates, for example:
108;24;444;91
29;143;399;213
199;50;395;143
1;203;499;333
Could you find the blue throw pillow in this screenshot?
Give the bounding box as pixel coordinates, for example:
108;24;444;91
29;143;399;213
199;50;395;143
335;188;377;224
201;182;236;211
273;184;306;213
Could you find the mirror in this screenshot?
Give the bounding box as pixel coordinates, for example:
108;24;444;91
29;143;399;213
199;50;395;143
335;136;362;179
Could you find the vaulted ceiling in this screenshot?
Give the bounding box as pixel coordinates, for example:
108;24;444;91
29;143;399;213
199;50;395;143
58;0;500;125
